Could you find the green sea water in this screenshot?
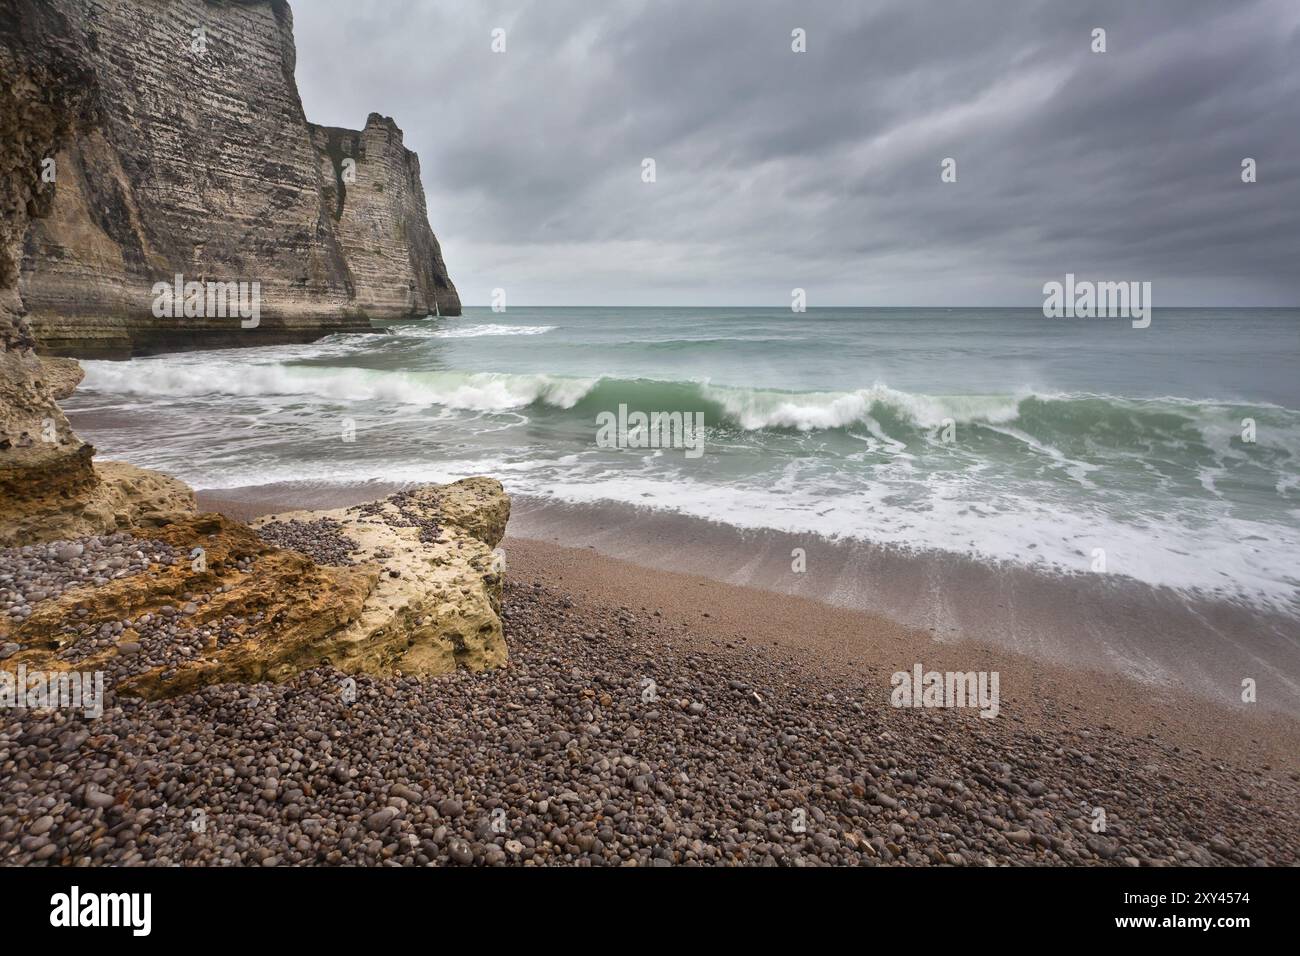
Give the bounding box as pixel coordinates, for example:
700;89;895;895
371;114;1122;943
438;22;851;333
66;307;1300;612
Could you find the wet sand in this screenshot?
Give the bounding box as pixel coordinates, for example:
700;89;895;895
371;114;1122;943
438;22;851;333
507;497;1300;718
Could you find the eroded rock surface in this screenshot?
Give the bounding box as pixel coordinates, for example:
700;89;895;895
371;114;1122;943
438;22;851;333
1;514;376;698
2;480;512;699
36;356;83;400
252;479;511;680
0;459;197;550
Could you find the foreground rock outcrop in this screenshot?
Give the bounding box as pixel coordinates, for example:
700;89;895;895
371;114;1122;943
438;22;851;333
7;0;460;358
252;480;510;681
1;480;511;698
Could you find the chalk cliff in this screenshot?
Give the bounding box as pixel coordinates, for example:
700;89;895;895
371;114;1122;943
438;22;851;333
310;116;461;322
0;0;186;543
9;0;460;358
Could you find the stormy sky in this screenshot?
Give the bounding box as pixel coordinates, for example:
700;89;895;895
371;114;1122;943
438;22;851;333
291;0;1300;307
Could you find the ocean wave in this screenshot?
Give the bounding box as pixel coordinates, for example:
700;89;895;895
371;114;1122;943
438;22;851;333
81;360;1300;449
67;361;1300;610
700;382;1029;430
81;362;596;411
395;323;556;339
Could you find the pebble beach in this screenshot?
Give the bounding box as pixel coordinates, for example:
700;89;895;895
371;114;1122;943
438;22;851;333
3;521;1298;867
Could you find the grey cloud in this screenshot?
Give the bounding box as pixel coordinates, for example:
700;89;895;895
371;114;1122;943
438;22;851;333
291;0;1300;305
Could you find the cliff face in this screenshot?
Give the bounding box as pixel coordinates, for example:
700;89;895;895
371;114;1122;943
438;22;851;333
12;0;459;358
1;0;101;518
311;116;461;320
0;0;196;544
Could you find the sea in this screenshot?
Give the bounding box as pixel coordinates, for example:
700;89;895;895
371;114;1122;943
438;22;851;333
65;307;1300;617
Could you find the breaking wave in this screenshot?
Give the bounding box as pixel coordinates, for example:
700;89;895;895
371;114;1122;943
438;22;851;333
81;362;1300;455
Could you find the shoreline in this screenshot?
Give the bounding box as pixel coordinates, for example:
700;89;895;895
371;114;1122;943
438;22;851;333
197;484;1300;720
507;498;1300;715
195;482;1300;771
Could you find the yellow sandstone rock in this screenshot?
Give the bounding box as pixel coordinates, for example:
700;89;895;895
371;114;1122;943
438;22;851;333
251;478;511;679
2;480;512;699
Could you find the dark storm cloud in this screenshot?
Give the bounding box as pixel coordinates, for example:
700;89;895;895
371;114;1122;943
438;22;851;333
290;0;1300;305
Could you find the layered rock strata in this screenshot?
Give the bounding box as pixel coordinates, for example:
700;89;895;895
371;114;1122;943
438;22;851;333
9;0;460;358
0;0;195;544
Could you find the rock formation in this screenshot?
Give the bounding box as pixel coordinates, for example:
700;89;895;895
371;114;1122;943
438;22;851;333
310;116;461;322
2;480;511;699
8;0;460;358
250;480;510;683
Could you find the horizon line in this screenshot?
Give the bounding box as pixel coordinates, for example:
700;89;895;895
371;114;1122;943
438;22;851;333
451;304;1300;310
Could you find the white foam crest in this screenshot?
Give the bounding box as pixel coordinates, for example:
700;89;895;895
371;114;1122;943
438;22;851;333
146;443;1300;610
80;361;597;411
702;382;1028;431
397;323;556;339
